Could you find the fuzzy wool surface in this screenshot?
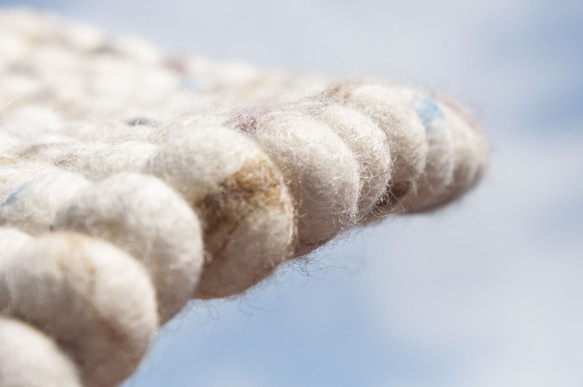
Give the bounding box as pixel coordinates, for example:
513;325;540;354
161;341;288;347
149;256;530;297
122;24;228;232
0;232;159;387
0;8;489;387
53;173;204;323
0;171;90;234
231;108;361;255
0;317;82;387
308;102;392;222
144;127;296;299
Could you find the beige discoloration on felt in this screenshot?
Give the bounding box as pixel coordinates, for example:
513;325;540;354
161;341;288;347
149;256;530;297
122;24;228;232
0;233;158;387
145;126;296;299
194;156;296;298
53;173;204;322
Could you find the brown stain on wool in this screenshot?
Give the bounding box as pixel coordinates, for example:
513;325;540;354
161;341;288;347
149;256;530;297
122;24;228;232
193;156;296;298
195;156;289;256
56;234;139;384
325;83;355;101
0;157;16;166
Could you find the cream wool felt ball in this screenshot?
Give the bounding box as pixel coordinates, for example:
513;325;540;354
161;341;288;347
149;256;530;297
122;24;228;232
0;73;45;112
0;228;32;266
5;136;78;165
144;126;296;299
53;173;204;323
0;163;62;203
58;119;157;143
0;317;82;387
30;44;84;82
150;106;235;144
0;132;20;156
84;55;179;111
0;31;30;67
5;138;157;180
417;94;489;211
327;82;429;218
0;233;159;387
0;171;90;235
51;141;158;180
404;93;456;212
0;105;63;137
107;35;165;65
232;108;361;256
0;8;59;43
86;56;142;104
308;101;392;222
56;20;105;52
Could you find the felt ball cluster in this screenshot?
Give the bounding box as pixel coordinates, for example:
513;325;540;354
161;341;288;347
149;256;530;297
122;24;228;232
0;8;489;387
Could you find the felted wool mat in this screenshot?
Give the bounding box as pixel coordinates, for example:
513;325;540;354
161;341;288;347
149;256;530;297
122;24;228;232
0;8;489;387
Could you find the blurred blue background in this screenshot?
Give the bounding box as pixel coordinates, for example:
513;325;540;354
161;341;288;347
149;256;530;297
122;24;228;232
1;1;582;386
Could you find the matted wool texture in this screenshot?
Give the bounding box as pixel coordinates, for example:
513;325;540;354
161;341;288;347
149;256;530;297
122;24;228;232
53;173;205;323
0;232;159;387
144;127;297;299
0;8;489;387
229;107;361;255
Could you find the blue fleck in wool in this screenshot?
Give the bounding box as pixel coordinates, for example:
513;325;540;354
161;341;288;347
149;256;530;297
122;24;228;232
415;95;444;129
1;183;29;208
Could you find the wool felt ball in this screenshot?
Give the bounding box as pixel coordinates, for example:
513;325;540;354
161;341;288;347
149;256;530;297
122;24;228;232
0;73;44;110
327;82;428;219
108;35;164;65
419;94;489;210
10;137;79;166
0;228;32;266
404;93;456;212
0;132;20;163
0;105;63;138
56;20;105;52
30;44;84;83
0;171;90;235
144;126;296;299
85;55;179;111
5;138;157;180
0;31;30;67
308;101;392;222
0;8;58;43
59;119;157;143
0;163;61;203
0;317;82;387
0;232;159;387
150;106;234;144
232;108;361;256
52;141;158;180
53;173;204;323
0;133;21;170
